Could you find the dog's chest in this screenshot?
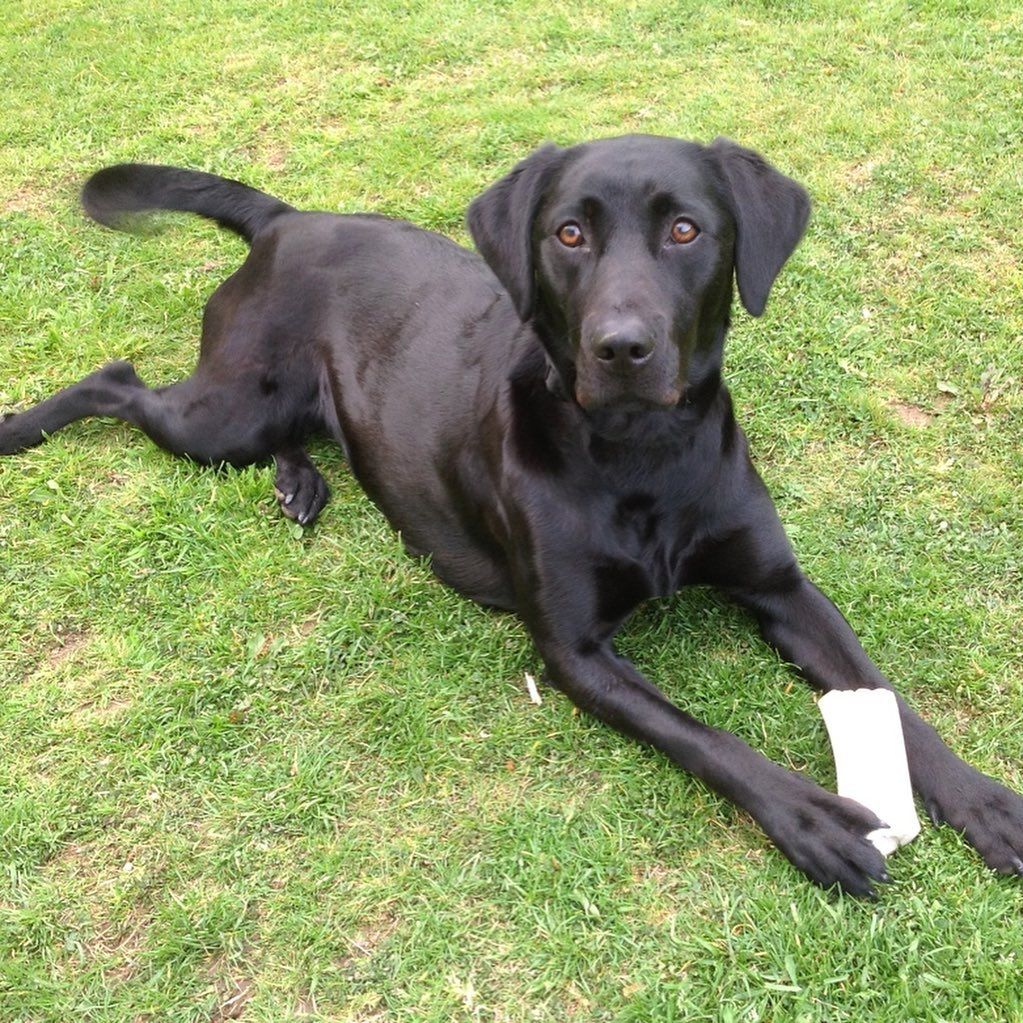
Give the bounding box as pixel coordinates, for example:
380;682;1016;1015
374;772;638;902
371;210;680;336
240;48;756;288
596;489;703;597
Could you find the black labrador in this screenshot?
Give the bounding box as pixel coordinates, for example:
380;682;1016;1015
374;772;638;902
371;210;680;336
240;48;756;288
3;135;1021;896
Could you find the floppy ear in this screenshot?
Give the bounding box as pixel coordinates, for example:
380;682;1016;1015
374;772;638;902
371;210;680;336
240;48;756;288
466;143;564;321
709;137;811;317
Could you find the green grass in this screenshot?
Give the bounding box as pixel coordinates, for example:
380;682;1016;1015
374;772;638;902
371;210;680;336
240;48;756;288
2;1;1022;1020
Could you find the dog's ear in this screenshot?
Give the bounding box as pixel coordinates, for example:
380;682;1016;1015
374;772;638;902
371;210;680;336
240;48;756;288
467;143;564;321
709;138;810;317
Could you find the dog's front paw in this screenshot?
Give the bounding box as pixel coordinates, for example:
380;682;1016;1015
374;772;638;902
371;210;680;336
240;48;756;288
923;764;1023;876
758;773;892;897
273;454;329;526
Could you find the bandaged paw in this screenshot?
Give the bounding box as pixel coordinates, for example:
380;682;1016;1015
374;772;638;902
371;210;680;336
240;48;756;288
819;688;921;856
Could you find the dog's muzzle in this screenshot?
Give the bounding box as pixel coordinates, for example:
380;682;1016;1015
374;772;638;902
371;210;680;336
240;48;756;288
575;318;682;411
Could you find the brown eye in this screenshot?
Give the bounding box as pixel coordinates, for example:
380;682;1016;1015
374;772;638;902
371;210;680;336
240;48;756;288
670;218;699;244
556;222;585;248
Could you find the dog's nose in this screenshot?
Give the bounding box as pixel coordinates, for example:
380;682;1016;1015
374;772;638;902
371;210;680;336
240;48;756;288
591;322;655;370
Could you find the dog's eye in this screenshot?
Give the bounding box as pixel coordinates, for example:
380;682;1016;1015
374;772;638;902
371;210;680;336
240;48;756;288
556;222;585;248
670;218;700;245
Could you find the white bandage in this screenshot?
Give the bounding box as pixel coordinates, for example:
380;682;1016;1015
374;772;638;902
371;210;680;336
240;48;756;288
818;688;921;856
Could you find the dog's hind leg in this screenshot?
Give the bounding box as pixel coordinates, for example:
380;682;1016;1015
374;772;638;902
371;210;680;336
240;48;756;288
2;359;272;464
0;359;147;455
134;379;331;524
1;360;330;524
138;382;332;524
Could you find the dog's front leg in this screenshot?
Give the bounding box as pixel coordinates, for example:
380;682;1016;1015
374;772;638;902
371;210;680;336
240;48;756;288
530;635;889;895
732;570;1023;877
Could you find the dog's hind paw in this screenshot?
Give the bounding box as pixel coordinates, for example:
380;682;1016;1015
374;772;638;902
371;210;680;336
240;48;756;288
0;411;27;455
273;450;329;527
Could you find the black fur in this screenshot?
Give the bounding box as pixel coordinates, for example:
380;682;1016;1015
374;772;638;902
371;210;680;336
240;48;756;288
4;135;1021;896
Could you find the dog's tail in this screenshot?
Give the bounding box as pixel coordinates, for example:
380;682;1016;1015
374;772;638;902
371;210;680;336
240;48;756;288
81;164;295;244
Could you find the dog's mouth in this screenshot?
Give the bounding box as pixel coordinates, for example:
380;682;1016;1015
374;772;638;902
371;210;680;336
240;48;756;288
574;381;683;413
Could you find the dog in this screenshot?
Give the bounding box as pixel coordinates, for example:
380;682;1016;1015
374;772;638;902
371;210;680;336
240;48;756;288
3;135;1021;896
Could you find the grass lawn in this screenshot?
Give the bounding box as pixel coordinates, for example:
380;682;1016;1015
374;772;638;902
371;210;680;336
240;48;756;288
2;1;1022;1020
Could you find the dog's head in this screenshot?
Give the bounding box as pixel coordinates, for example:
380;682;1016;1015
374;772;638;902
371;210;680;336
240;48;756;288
467;135;809;412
